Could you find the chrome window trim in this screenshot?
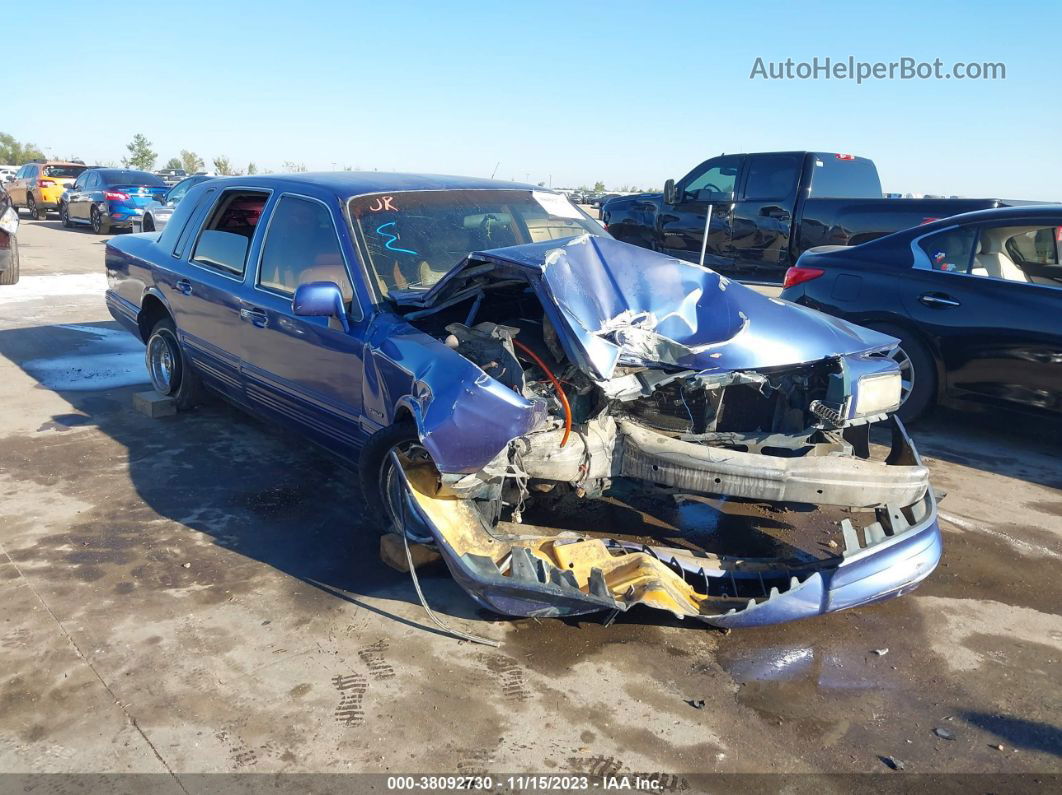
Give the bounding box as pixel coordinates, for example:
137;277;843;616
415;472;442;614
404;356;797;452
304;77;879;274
188;186;273;281
909;221;1062;292
253;191;364;322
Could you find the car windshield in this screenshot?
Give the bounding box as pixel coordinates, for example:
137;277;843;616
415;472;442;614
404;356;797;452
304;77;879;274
102;170;166;186
44;165;87;179
349;189;602;295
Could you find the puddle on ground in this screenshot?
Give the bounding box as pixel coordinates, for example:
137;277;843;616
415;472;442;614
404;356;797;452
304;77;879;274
21;324;148;391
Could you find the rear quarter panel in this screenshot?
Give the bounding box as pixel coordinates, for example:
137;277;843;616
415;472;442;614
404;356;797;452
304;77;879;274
105;234;177;336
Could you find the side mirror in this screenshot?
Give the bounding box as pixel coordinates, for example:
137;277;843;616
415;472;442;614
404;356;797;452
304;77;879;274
293;281;350;333
663;178;677;206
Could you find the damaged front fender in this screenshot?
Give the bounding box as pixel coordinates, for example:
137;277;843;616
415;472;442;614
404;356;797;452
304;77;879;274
364;315;544;473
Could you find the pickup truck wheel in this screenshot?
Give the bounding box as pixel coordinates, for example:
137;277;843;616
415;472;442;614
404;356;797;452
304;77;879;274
867;323;936;423
145;317;205;410
90;205;109;235
0;237;19;285
359;421;436;542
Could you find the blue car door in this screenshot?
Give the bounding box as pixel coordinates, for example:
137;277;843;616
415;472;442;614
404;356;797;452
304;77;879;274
237;191;368;456
162;186;272;403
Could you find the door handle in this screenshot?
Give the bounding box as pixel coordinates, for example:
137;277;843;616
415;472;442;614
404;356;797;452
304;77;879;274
918;292;960;308
174;279;193;296
240;307;269;328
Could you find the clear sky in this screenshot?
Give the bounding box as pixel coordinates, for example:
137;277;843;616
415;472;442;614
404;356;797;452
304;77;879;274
7;1;1060;199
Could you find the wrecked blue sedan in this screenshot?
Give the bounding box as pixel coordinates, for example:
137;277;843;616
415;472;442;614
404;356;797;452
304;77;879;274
105;173;941;629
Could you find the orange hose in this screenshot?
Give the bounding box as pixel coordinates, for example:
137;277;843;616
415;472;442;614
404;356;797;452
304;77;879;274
512;339;572;447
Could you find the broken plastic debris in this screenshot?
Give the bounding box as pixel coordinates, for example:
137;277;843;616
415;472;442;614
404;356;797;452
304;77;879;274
880;756;905;771
933;727;956;740
872;648;889;656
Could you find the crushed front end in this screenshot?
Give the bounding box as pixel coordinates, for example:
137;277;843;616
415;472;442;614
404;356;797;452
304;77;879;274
387;235;942;628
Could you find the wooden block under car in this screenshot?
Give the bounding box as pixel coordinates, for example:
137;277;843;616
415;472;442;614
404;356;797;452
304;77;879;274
133;390;177;419
380;533;442;572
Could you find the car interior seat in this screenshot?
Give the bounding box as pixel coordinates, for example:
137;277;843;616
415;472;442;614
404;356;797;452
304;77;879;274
974;228;1029;282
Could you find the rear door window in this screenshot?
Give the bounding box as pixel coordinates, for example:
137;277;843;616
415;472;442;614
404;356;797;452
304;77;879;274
743;154;801;200
190;190;268;276
918;227;977;273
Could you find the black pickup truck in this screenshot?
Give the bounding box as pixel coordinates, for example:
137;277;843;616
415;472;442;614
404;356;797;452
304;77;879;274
601;151;1018;283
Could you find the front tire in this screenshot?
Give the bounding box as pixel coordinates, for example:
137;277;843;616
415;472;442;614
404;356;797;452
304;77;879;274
867;322;937;423
90;205;110;235
60;202;71;227
145;317;205;410
359;421;436;542
142;214;155;233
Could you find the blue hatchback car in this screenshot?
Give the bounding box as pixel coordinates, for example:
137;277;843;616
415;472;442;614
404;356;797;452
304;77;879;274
104;173;941;629
62;168;169;234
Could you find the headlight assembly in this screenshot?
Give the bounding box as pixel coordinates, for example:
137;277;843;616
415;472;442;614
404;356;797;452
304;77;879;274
854;372;902;417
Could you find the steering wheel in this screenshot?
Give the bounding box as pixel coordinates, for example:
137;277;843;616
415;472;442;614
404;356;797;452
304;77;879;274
700;183;723;195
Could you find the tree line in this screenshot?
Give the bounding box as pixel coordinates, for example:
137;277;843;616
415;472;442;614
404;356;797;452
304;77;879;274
4;131;651;190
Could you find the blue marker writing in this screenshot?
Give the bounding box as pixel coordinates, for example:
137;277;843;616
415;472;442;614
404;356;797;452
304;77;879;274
376;222;418;255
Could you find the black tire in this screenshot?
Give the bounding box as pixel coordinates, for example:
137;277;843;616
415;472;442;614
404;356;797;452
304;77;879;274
145;317;205;410
142;214;155;233
60;202;71;228
90;205;109;235
0;237;19;285
866;322;937;423
359;421;436;542
26;195;43;221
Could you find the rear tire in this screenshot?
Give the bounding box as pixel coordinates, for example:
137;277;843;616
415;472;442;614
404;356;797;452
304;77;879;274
0;237;19;285
90;205;109;235
145;317;205;410
867;322;936;423
26;195;43;221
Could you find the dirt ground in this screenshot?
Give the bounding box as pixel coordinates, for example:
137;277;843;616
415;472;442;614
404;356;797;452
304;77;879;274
1;217;1060;787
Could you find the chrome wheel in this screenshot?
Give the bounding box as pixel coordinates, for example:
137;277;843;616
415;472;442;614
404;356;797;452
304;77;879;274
146;331;178;394
890;345;915;406
90;207;102;233
379;441;435;543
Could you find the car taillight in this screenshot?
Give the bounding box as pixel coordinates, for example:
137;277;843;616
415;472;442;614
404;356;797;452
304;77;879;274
104;191;130;201
783;266;825;288
38;179;56;187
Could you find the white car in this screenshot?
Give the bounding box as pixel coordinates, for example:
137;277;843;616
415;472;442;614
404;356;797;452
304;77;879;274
131;174;213;233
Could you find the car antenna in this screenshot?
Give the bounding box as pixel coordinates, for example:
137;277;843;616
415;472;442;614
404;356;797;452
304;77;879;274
490;161;500;179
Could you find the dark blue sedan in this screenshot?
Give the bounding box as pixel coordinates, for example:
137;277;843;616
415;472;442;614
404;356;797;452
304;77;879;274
62;168;169;233
781;205;1062;422
104;173;941;629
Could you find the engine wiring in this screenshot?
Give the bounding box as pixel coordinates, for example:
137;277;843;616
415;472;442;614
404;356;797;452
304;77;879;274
512;339;572;447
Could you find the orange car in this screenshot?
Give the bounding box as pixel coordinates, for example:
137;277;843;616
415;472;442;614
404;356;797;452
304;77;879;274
7;161;88;219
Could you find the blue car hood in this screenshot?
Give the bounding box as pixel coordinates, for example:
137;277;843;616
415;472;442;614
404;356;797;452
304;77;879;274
397;235;896;381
